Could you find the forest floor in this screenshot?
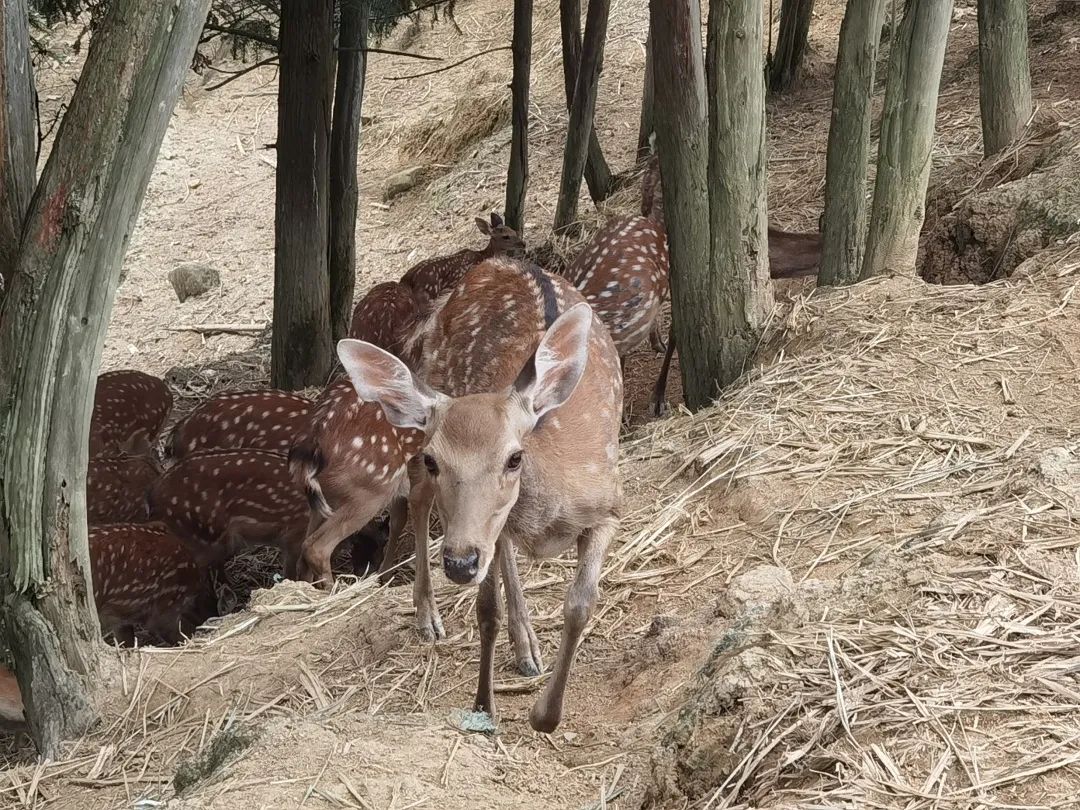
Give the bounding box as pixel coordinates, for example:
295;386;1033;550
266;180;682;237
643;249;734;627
4;0;1080;808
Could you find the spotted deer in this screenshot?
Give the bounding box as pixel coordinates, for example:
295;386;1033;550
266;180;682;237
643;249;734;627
90;523;216;645
146;448;311;577
348;281;421;364
89;370;173;457
399;212;526;313
166;389;313;460
0;665;24;731
290;378;424;586
87;454;160;525
338;256;622;733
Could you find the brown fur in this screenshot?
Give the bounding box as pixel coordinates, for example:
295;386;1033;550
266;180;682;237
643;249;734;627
167;389;312;459
89;370;173;458
87;454;160;525
349;281;421;361
0;665;24;728
767;226;823;278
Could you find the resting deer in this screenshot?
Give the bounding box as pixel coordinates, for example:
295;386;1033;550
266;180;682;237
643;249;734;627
338;257;622;733
87;454;160;525
90;370;173;457
348;281;421;363
167;389;313;459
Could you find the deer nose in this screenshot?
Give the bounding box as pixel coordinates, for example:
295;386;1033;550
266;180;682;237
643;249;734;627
443;548;480;584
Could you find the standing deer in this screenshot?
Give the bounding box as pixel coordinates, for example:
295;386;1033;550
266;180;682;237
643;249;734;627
338;257;622;733
90;523;216;645
87;454;160;525
166;389;313;459
399;212;526;313
89;370;173;457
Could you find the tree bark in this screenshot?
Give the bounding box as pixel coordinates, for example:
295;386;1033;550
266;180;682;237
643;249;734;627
636;24;655;160
558;0;613;201
328;0;369;343
977;0;1032;156
861;0;954;278
504;0;532;233
553;0;610;233
703;0;773;400
0;0;211;756
818;0;887;286
768;0;816;93
0;0;37;297
272;0;335;388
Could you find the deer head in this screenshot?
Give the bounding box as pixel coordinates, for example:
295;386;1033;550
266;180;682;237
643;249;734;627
475;212;526;257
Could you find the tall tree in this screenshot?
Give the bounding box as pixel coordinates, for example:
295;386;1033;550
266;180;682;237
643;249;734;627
0;0;37;296
768;0;816;93
504;0;532;233
636;24;655;160
553;0;610;233
328;0;369;342
862;0;954;278
818;0;887;286
0;0;211;755
272;0;335;388
558;0;613;201
977;0;1032;156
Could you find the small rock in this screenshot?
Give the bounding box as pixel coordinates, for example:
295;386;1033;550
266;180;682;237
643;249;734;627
383;167;424;201
169;262;220;303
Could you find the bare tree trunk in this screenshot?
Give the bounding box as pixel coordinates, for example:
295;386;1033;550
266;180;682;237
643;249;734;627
0;0;37;296
818;0;887;286
272;0;334;388
0;0;211;756
504;0;532;233
704;0;773;396
649;0;710;408
554;0;610;233
977;0;1032;156
636;24;655;160
769;0;816;92
558;0;613;201
328;0;369;343
861;0;954;278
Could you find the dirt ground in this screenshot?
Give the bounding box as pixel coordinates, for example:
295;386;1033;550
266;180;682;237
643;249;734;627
4;1;1080;808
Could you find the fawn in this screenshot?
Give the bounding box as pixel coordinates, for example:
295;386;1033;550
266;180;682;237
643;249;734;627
349;281;421;363
167;389;312;459
89;370;173;457
87;454;160;525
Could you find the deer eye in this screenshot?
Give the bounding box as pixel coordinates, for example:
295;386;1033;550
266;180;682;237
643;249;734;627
422;454;439;475
506;451;523;472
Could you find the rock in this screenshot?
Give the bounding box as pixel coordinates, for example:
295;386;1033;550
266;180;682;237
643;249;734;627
383;167;424;201
715;565;807;627
169;262;220;303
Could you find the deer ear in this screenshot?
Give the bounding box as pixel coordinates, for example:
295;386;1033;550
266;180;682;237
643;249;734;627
490;212;503;228
514;302;592;421
337;339;441;430
475;216;491;236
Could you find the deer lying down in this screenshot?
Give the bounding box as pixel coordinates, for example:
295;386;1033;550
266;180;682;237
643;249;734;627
338;257;622;732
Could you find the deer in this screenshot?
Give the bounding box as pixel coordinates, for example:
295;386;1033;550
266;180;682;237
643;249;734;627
146;448;312;577
399;212;526;313
0;665;25;732
89;522;217;645
290;378;424;587
348;281;421;364
166;389;313;460
338;256;622;733
89;369;173;457
87;454;160;525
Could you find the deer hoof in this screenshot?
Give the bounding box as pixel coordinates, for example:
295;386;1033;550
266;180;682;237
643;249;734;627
528;700;561;734
649;399;671;419
416;606;445;642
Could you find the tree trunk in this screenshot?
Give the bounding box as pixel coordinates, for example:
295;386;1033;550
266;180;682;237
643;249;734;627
648;0;710;408
272;0;334;389
553;0;611;233
0;0;211;756
328;0;369;343
768;0;816;93
703;0;773;399
818;0;887;286
558;0;613;201
861;0;954;278
636;24;655;160
504;0;532;233
0;0;37;297
977;0;1032;156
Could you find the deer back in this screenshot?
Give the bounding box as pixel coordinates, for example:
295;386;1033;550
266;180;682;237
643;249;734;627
167;389;312;460
90;370;173;457
349;281;420;360
87;454;160;525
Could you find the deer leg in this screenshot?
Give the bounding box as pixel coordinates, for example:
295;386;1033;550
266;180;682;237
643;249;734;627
409;476;444;641
649;322;676;418
474;540;504;718
298;501;384;589
528;517;616;733
377;494;411;583
501;540;543;677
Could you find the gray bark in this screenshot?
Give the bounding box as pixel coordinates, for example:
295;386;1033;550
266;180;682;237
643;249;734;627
818;0;887;286
768;0;816;93
977;0;1032;156
0;0;211;756
328;0;369;342
637;24;655;160
554;0;610;233
272;0;335;388
0;0;37;296
504;0;533;233
558;0;614;201
703;0;773;397
862;0;954;278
